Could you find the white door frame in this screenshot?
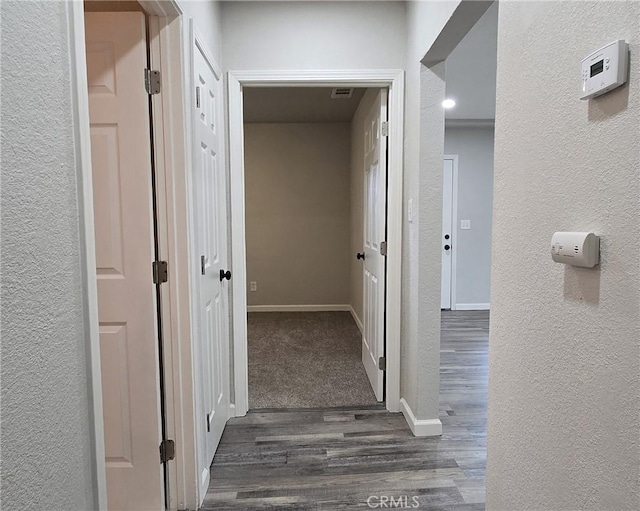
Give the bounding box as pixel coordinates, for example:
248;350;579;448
68;1;201;509
443;154;459;311
228;70;405;415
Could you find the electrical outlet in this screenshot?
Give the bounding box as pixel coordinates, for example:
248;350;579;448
461;219;471;230
250;281;257;292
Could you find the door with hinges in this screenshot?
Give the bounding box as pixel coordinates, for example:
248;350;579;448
441;157;455;309
191;30;230;496
361;89;388;402
85;12;165;510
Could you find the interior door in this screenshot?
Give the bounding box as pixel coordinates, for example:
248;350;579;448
85;12;164;510
441;158;454;309
192;34;230;494
361;89;388;402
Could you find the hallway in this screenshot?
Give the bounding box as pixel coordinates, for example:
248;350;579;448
205;311;489;509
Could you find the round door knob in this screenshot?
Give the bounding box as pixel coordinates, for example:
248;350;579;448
356;252;365;260
444;244;451;251
220;269;231;281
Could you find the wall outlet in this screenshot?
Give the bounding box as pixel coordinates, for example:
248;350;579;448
250;281;257;292
461;219;471;230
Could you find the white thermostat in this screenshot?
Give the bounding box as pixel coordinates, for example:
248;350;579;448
581;40;628;99
551;232;600;268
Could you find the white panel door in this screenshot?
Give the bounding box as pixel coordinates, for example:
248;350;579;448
441;158;454;309
361;89;388;402
192;36;230;496
85;12;164;511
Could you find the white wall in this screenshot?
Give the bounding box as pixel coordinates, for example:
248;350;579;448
444;126;494;306
487;2;640;509
221;1;406;71
401;0;463;420
1;1;98;509
181;0;223;65
244;123;351;307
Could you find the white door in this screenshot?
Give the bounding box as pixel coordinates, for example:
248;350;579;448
192;35;230;494
441;158;455;309
85;12;164;510
361;89;388;402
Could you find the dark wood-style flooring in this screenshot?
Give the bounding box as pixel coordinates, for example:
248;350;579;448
205;310;489;510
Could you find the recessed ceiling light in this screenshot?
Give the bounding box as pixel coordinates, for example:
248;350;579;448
442;98;456;109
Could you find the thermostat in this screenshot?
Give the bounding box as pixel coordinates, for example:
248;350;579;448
551;232;600;268
581;40;628;99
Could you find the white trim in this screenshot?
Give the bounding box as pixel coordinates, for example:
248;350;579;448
399;398;443;437
443;155;459;311
455;303;491;310
349;306;364;335
247;304;351;313
67;2;107;508
229;69;404;415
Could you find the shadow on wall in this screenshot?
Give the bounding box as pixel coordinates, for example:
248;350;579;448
563;264;601;305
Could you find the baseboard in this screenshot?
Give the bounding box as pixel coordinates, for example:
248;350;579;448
246;304;351;313
454;303;490;311
399;398;442;437
349;305;364;334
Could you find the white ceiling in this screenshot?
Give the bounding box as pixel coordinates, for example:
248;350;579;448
243;87;367;123
445;2;498;120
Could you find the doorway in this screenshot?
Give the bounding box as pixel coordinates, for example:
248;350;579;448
84;8;167;509
228;71;404;416
241;87;386;408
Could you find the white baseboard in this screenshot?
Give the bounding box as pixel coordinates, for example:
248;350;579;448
246;304;351;313
349;305;364;334
399;398;442;437
454;303;490;311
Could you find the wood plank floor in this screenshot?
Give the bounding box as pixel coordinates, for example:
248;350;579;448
205;310;489;510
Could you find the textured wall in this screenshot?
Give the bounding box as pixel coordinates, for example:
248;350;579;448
1;1;97;509
487;2;640;509
444;126;494;306
221;1;406;71
244;123;351;306
350;89;379;324
401;0;462;419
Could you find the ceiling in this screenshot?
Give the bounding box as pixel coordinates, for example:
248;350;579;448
243;87;366;123
445;2;498;120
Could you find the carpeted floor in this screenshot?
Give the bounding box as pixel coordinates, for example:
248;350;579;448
248;311;379;409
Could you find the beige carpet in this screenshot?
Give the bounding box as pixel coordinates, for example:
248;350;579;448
248;311;379;409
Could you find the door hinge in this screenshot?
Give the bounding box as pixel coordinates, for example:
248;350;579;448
196;86;201;108
378;356;386;371
381;121;389;137
380;241;387;256
152;260;168;284
159;439;175;463
144;69;161;95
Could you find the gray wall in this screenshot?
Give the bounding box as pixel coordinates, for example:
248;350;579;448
244;123;351;306
487;1;640;509
444;126;494;306
1;1;97;509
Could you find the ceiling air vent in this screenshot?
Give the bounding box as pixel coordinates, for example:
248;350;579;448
331;88;354;99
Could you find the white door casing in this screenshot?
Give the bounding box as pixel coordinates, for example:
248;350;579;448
85;12;164;510
362;89;388;402
441;158;454;309
191;28;230;498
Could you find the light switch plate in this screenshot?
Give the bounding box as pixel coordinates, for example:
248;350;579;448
461;219;471;230
408;198;413;223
